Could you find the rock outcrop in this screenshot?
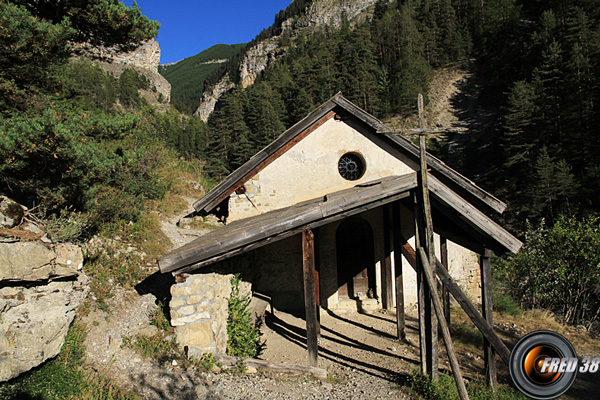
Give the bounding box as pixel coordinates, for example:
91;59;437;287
0;199;89;382
194;76;235;121
295;0;378;32
75;38;171;107
195;0;378;119
239;38;283;89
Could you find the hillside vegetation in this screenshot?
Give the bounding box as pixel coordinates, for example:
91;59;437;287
190;0;600;229
159;43;246;114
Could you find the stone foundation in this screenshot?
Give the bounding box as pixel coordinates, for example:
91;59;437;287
170;273;251;355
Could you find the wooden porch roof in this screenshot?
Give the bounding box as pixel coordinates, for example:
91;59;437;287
193;93;507;217
159;173;522;275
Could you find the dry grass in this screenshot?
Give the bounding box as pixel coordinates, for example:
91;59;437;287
155;158;211;218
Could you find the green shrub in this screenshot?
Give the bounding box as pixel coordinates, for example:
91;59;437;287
122;332;179;361
449;322;484;348
0;106;166;229
43;207;89;243
149;302;172;332
119;69;148;108
226;274;263;358
492;287;522;316
496;216;600;329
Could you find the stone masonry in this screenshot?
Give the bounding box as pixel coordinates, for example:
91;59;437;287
170;273;251;356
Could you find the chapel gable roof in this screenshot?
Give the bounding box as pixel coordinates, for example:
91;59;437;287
193;93;507;217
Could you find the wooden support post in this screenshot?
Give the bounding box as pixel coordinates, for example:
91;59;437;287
383;204;394;310
302;229;319;367
396;235;511;365
413;191;428;375
392;202;406;341
440;236;451;325
418;248;470;400
481;249;497;391
418;93;438;380
315;230;321;338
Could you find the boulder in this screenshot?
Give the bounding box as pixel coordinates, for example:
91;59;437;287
0;274;89;381
0;196;24;229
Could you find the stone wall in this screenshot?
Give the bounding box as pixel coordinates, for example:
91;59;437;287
169;273;251;356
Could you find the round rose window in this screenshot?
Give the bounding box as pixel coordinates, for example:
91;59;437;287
338;152;365;181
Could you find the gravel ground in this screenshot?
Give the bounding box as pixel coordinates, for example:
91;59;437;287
81;284;416;400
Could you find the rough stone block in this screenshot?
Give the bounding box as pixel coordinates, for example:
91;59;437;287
177;305;195;316
0;242;56;282
187;294;204;305
169;298;185;308
175;321;214;349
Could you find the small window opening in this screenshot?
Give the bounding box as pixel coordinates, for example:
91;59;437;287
338;152;366;181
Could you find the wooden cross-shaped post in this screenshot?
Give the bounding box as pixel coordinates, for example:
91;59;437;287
417;93;439;381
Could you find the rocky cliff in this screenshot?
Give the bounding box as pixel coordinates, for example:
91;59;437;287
75;38;171;107
294;0;379;32
194;0;378;120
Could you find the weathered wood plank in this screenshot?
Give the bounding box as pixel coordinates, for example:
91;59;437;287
161;174;417;274
429;175;522;254
418;93;438;380
175;190;413;274
481;248;497;391
383;204;394;310
214;354;328;380
392;201;406;341
413;191;428;375
418;248;470;400
302;230;319;367
440;236;451;325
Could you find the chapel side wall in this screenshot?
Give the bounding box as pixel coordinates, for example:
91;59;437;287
248;234;305;310
227;117;416;221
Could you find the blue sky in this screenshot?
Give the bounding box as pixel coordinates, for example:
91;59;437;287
124;0;292;64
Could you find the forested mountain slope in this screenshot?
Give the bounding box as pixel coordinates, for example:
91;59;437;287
159;43;246;114
176;0;600;232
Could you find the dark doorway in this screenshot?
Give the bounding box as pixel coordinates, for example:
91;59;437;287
336;218;375;299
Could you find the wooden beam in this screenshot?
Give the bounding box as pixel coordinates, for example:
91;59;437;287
418;93;438;380
413;191;428;375
315;230;321;339
440;236;451;325
379;133;508;215
429;175;522;254
392;201;406;341
481;249;497;391
302;229;319;367
383;204;394;310
418;248;470;400
163;175;417;274
214;354;327;380
398;237;511;365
